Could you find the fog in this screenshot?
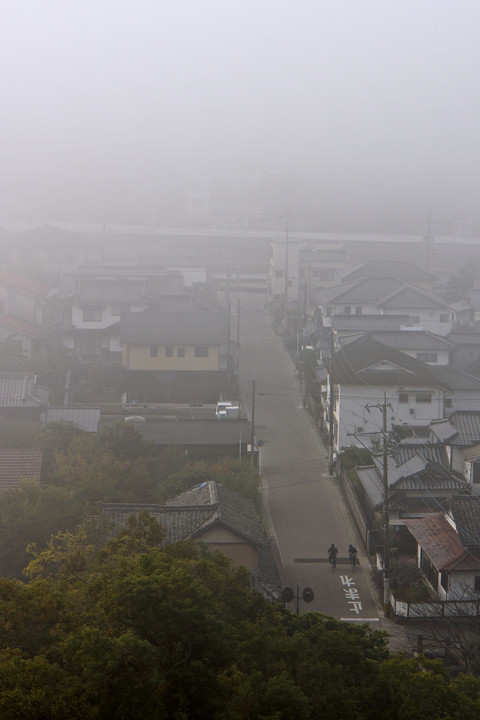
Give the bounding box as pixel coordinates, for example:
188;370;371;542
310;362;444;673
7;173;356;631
2;1;480;233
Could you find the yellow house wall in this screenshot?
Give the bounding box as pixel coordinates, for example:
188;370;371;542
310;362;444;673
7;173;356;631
196;526;258;569
122;343;219;371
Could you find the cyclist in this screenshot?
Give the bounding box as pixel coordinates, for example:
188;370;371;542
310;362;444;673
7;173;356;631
327;543;338;571
348;544;357;569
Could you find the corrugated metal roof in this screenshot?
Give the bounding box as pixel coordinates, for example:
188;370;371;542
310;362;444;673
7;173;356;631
430;419;458;443
99;418;252;446
0;373;49;407
45;407;101;433
356;465;384;508
404;513;472;571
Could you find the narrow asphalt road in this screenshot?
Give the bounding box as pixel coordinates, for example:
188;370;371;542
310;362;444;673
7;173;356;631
235;292;382;625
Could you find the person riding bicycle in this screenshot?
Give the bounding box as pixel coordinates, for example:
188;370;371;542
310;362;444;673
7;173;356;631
348;544;357;567
327;544;338;566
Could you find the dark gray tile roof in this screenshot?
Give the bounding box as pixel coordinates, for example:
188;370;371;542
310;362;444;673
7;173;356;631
78;280;147;305
102;481;266;547
446;412;480;446
314;277;405;306
393;443;449;468
339;260;438;284
450;495;480;549
0;373;49;407
120;310;228;344
430;367;480;391
0;448;43;489
369;330;453;351
378;284;448;310
326;337;449;388
332;315;412;331
447;330;480;345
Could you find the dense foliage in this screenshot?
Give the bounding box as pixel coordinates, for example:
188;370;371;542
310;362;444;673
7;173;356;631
0;422;261;577
0;522;478;719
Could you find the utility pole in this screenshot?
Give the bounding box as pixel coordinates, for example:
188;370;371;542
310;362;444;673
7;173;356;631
250;379;256;467
366;392;392;616
226;301;231;394
283;212;289;330
425;211;433;270
328;329;336;474
236;298;240;348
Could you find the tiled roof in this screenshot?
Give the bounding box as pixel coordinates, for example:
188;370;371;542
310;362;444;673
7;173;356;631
326;336;448;387
44;407;101;433
404;513;475;571
0;270;49;298
378;284;448;310
450;495;480;549
0;314;42;339
78;280;147;305
0;448;43;489
368;330;453;351
447;330;480;345
430;419;458;443
314;277;405;306
394;443;449;468
448;412;480;446
0;372;49;407
331;315;412;331
431;366;480;391
120;310;228;345
338;260;438;284
102;481;266;547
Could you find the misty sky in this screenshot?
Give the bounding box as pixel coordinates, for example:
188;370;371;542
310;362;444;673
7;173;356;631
2;1;480;227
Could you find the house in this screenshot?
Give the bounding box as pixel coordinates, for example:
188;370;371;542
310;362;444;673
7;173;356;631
330;314;413;333
355;449;467;529
447;329;480;373
55;265;186;363
120;309;230;402
0;314;43;359
323;336;450;453
102;481;268;573
0;372;49;422
430;412;480;491
404;496;480;601
313;277;455;335
339;330;453;366
0;448;43;489
338;260;438;291
269;239;348;306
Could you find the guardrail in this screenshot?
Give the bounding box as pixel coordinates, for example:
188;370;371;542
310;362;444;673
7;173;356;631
391;593;480;618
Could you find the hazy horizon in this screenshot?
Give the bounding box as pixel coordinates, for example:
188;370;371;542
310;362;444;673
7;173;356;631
2;1;480;234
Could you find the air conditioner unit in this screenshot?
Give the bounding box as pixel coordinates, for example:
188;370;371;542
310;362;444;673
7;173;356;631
409;408;415;415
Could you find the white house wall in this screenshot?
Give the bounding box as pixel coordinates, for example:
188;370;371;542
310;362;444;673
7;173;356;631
336;384;445;451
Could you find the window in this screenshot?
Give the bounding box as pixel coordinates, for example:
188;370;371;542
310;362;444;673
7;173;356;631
344;306;351;314
398;392;409;403
177;347;185;358
82;306;103;322
440;313;450;323
194;345;209;358
415;392;432;403
165;346;173;357
416;352;437;362
475;576;480;592
150;345;158;357
444;397;452;409
355;306;362;315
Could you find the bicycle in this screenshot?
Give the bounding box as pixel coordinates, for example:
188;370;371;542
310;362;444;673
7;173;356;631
349;552;357;571
328;554;337;572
